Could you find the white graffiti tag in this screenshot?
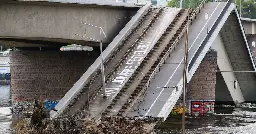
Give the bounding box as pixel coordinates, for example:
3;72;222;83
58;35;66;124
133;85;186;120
105;41;151;96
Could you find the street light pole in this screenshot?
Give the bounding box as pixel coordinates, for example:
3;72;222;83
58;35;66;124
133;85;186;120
240;0;242;17
180;0;183;8
80;23;107;98
182;18;189;134
99;29;107;98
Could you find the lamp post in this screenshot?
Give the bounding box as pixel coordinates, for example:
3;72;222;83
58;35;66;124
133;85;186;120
180;0;183;8
182;19;189;134
240;0;242;17
80;22;107;98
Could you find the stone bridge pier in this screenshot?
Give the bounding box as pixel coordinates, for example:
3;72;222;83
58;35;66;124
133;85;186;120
10;50;99;105
172;50;217;116
173;49;237;116
186;50;217;116
187;50;217;102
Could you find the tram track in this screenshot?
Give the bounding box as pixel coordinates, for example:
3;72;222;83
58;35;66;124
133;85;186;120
101;9;191;117
65;7;165;117
115;6;205;117
119;10;192;117
89;8;164;103
112;0;209;117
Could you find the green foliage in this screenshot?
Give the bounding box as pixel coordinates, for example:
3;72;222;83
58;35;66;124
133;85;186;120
239;0;256;19
167;0;256;19
167;0;179;7
167;0;213;8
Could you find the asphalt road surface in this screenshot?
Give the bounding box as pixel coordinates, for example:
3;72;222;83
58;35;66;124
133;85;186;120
128;2;228;118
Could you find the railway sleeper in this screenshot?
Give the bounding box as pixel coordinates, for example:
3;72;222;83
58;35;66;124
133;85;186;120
131;92;138;96
117;113;122;116
122;106;128;110
149;68;155;72
129;96;135;100
107;105;113;109
134;90;140;94
133;72;139;75
141;80;148;83
124;103;130;106
120;89;126;93
144;57;150;60
110;103;115;106
137;84;144;87
119;109;125;113
104;109;110;112
102;112;107;116
116;96;121;99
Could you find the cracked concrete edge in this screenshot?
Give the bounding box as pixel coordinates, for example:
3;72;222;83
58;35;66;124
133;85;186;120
50;2;152;118
16;0;143;8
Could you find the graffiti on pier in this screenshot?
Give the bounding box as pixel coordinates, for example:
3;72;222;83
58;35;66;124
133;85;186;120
190;100;214;116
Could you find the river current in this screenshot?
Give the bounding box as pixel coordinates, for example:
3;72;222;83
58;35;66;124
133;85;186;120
0;85;12;134
1;85;256;134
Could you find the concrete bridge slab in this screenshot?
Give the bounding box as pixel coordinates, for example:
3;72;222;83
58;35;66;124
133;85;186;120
0;1;139;47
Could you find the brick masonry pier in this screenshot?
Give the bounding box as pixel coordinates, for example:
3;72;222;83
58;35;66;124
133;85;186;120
172;50;217;116
10;50;99;104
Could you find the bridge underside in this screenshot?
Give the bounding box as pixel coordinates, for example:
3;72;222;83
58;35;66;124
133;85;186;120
0;1;138;47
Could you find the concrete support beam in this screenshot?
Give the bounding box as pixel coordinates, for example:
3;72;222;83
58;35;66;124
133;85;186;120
246;35;256;57
211;34;244;103
0;1;138;46
242;22;254;35
221;12;256;101
215;70;233;102
241;20;256;35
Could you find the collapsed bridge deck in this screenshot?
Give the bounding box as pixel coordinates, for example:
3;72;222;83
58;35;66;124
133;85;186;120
50;0;255;121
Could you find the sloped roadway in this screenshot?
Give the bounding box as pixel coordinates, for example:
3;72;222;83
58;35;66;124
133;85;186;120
127;2;228;119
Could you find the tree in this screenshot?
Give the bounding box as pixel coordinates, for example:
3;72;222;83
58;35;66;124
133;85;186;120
167;0;213;9
237;0;256;19
168;0;256;19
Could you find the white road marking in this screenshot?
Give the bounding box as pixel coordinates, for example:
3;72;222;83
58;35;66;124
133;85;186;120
144;3;221;117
